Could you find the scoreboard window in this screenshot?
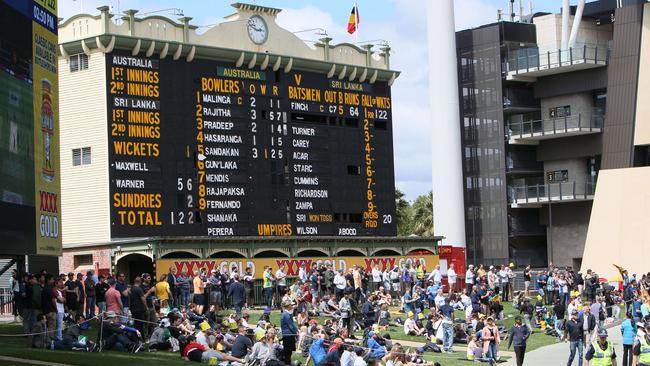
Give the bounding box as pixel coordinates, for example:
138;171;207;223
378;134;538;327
106;50;396;237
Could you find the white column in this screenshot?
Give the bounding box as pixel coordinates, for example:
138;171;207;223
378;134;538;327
426;0;466;249
568;0;586;48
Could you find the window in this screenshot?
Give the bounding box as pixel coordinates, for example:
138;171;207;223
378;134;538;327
73;254;93;268
72;147;91;166
549;105;571;118
69;53;89;72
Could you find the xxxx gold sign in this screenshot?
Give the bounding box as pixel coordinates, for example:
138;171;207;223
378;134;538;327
157;254;438;280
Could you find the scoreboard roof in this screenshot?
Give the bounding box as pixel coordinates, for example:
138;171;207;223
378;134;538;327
58;4;399;83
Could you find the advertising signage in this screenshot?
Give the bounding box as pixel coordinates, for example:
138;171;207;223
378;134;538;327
0;0;60;256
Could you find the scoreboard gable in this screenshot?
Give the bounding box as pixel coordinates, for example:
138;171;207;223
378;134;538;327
106;50;396;237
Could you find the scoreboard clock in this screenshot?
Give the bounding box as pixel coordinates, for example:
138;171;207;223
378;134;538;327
106;50;396;237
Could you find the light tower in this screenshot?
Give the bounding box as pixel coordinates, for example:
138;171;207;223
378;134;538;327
426;1;466;252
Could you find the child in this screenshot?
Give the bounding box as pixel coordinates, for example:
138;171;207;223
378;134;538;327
467;334;482;361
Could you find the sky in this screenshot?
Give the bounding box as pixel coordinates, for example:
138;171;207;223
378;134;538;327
59;0;561;201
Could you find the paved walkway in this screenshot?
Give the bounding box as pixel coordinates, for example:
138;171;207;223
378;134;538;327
503;324;624;366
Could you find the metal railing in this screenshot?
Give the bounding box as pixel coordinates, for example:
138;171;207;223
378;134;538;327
507;112;604;140
509;180;596;204
506;42;610;76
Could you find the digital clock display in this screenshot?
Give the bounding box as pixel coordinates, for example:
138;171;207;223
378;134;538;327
106;50;396;237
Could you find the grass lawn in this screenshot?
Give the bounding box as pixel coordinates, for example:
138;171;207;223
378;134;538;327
371;301;558;352
0;302;559;366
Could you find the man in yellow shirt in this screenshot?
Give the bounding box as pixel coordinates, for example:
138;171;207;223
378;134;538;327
155;274;172;308
193;268;207;314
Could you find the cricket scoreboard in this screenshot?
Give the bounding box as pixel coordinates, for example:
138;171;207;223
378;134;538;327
106;50;396;237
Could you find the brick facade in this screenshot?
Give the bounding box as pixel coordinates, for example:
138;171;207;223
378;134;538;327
59;247;112;276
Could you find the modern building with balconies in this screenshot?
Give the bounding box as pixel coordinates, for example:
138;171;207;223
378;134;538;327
455;0;648;268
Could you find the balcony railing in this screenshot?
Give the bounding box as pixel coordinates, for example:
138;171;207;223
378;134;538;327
509;180;596;206
506;42;610;79
507;112;603;143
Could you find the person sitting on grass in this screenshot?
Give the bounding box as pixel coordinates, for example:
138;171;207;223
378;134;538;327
98;311;143;353
377;303;391;329
404;311;423;336
53;314;95;351
29;313;47;349
181;334;245;364
408;348;434;366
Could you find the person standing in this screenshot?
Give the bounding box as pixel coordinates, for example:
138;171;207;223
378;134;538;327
95;274;110;314
481;316;500;362
193;269;206;315
155;273;172;308
447;264;457;295
75;273;86;318
621;312;635;366
227;274;245;316
105;278;123;315
166;267;178;309
508;315;530;366
208;269;223;314
10;269;20;322
524;265;532;297
262;266;275;309
243;266;254;309
141;273;157;340
128;277;147;336
585;329;617;366
115;272;130;322
439;298;455;353
334;270;347;301
632;322;650;366
176;270;190;307
325;264;335;296
276;265;288;306
280;301;298;365
580;303;597;345
564;310;584;366
371;265;383;294
466;265;475;292
84;270;96;319
55;278;68;340
427;265;442;287
64;273;78;318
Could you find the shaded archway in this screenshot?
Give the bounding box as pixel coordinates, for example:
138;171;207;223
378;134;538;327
209;251;246;258
296;249;328;257
373;249;401;256
408;248;435;255
337;249;366;257
160;251;200;259
254;250;289;258
116;253;153;283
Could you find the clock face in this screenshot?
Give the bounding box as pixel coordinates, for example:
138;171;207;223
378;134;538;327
247;15;268;45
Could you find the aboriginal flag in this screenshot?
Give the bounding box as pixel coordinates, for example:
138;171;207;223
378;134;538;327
347;4;359;34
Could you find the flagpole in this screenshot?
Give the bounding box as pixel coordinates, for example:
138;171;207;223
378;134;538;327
355;1;359;43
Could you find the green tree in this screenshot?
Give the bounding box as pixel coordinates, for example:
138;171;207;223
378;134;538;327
412;191;433;236
395;188;412;236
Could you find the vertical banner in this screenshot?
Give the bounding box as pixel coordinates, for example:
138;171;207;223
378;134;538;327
32;0;61;255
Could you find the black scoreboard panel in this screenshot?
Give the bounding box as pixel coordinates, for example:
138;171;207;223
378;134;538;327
106;50;396;238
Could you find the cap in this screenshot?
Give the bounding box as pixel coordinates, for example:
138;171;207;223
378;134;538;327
199;321;211;331
418;313;425;320
108;279;116;286
211;269;217;273
469;264;474;268
571;310;579;316
407;311;414;318
489;266;494;269
308;319;318;325
486;316;494;321
597;329;608;337
141;273;151;278
636;322;645;328
514;315;522;322
509;263;515;268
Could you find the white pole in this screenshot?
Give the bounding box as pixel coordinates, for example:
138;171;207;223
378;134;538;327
568;0;586;48
561;0;570;50
426;0;466;249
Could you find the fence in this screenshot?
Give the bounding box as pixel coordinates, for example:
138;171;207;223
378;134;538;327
0;288;13;315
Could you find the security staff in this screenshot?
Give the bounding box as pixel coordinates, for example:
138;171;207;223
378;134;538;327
633;323;650;366
586;328;617;366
